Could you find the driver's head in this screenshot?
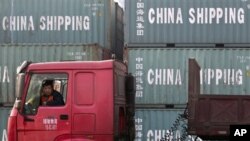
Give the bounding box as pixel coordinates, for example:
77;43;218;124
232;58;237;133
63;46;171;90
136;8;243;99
42;80;54;96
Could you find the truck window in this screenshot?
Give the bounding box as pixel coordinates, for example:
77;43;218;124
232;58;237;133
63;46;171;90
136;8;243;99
23;73;68;115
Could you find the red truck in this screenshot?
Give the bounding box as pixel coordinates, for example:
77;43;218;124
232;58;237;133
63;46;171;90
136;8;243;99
7;60;135;141
188;59;250;140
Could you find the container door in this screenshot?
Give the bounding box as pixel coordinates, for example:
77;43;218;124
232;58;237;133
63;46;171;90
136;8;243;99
17;73;71;141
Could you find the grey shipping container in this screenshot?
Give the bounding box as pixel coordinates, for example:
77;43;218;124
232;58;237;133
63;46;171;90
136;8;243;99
0;44;111;105
134;108;202;141
0;107;11;141
125;47;250;105
0;0;124;51
125;0;250;45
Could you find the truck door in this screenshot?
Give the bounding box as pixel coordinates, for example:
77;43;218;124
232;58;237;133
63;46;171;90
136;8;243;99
17;73;71;141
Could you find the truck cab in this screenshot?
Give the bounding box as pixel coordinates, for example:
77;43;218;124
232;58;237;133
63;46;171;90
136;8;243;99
8;60;135;141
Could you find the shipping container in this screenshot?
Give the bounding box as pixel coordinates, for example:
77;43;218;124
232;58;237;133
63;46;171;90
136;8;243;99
0;107;11;141
134;108;202;141
125;47;250;105
0;44;111;105
0;0;124;51
125;0;250;45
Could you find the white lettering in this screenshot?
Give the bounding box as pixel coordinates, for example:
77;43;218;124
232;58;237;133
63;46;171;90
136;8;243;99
58;16;64;30
39;16;46;30
147;130;154;141
167;69;173;85
154;130;162;140
209;8;216;24
216;8;223;24
207;69;214;85
175;69;182;85
236;70;243;85
27;16;34;31
147;69;182;85
147;8;183;24
197;8;203;24
216;69;222;85
189;8;196;24
155;69;162;85
201;69;243;85
188;8;245;24
148;8;155;24
47;16;53;30
234;129;247;136
176;9;183;24
147;69;154;85
83;16;90;30
9;16;15;31
20;16;27;31
65;16;71;30
3;66;10;83
238;8;245;24
2;16;35;31
39;16;90;31
2;17;8;30
146;130;181;141
2;129;8;141
157;8;163;24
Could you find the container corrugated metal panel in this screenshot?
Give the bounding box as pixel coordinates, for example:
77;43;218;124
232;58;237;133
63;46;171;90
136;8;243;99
0;107;11;141
0;44;111;104
134;108;203;141
0;0;121;49
125;0;250;44
126;47;250;105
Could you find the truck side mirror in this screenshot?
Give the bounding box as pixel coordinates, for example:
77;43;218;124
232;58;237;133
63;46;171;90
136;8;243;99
15;73;25;110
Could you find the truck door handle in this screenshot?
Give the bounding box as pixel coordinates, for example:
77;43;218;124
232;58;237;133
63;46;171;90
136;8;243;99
24;116;34;122
60;114;68;120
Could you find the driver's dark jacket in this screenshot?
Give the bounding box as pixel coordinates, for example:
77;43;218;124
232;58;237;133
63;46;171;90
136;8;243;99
40;91;65;106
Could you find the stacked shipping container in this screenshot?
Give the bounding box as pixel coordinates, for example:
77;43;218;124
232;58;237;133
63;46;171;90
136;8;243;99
0;107;10;141
125;0;250;140
0;0;124;139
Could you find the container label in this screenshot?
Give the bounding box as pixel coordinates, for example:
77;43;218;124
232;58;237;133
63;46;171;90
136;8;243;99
146;130;202;141
1;16;90;31
134;117;203;141
148;8;245;24
126;0;250;44
129;49;250;104
147;68;243;86
0;0;109;44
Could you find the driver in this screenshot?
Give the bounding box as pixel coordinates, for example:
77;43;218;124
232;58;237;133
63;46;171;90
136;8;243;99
40;80;65;106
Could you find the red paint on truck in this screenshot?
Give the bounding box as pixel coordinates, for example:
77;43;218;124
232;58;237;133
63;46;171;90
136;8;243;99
8;60;135;141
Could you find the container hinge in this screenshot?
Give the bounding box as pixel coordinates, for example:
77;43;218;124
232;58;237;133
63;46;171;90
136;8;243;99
215;43;224;48
166;43;175;47
165;104;174;109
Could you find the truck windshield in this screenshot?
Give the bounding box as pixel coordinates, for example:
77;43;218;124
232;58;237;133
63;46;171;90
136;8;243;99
23;73;68;115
